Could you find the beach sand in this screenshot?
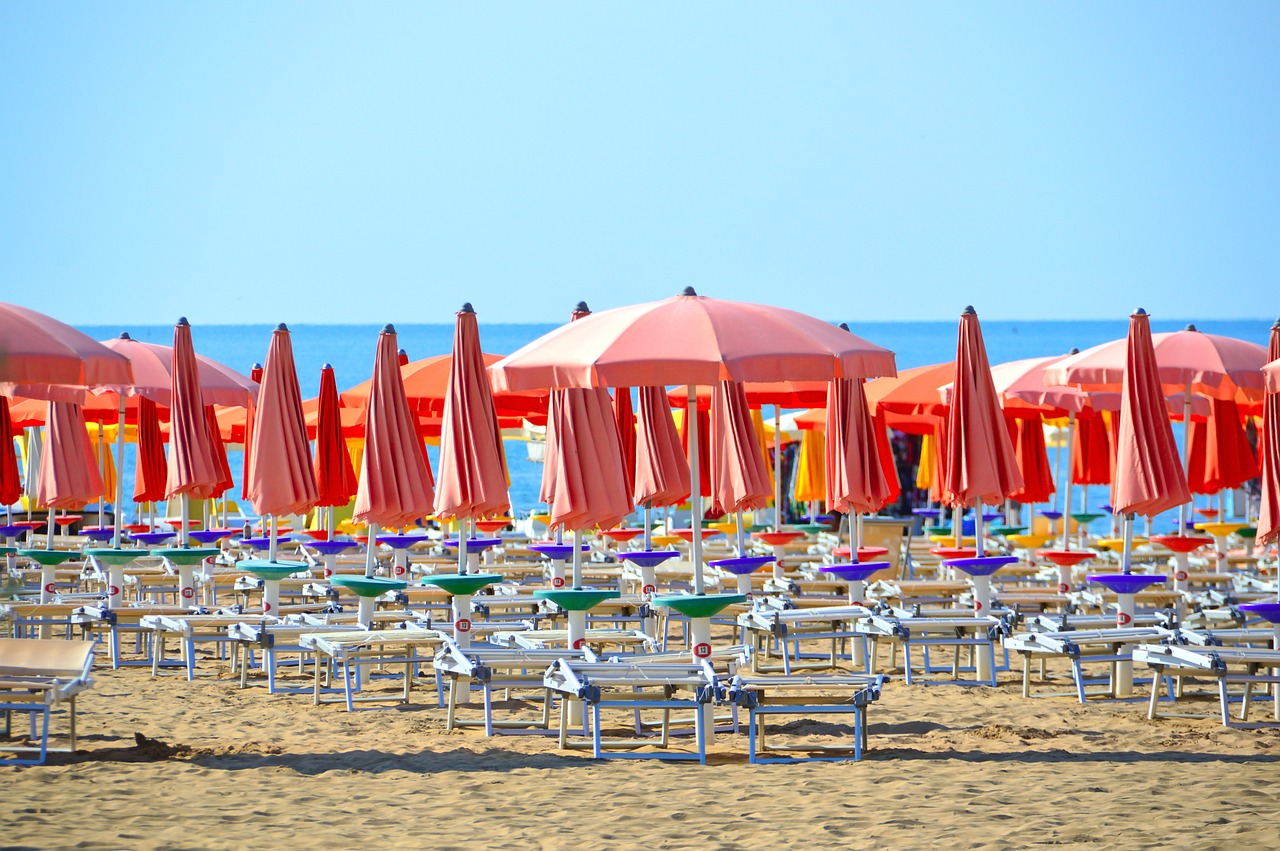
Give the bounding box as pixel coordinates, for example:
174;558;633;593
6;653;1280;851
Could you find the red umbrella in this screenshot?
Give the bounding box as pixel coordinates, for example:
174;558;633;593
246;325;318;558
164;319;226;543
354;325;435;569
633;386;690;509
1007;414;1055;505
943;308;1023;512
614;388;636;500
1071;411;1113;487
435;304;512;528
1186;398;1257;495
133;397;167;504
0;302;133;395
0;397;22;509
1254;321;1280;548
710;380;772;522
825;376;897;517
240;362;264;503
1111;310;1192;525
312;365;357;513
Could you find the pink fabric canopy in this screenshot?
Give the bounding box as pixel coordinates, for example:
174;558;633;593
164;320;225;500
353;326;435;529
34;401;103;510
825;377;897;515
541;386;632;532
1256;322;1280;546
710;380;772;516
1111;311;1191;518
246;326;318;518
942;309;1023;507
633;386;690;508
312;365;357;509
435;305;511;521
0;302;133;397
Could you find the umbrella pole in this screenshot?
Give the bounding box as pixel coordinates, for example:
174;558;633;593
364;522;378;577
1121;512;1134;575
735;509;745;556
774;407;783;532
1062;412;1076;552
687;387;704;595
96;424;106;531
643;502;652;551
46;507;55;550
458;531;468;575
269;514;278;563
953;505;962;549
1180;385;1192;536
855;513;864;560
572;528;582;589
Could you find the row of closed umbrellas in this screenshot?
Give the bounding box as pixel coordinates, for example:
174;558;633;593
3;295;1280;595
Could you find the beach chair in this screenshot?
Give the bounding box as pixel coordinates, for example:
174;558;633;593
1135;643;1280;726
0;638;95;765
725;672;887;763
737;599;872;674
299;625;448;710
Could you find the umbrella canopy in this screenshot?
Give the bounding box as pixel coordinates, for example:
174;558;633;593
1008;414;1055;504
34;401;103;510
866;362;952;419
435;304;511;522
491;288;896;391
542;385;633;533
942;308;1023;508
632;385;690;508
245;325;318;519
312;365;357;508
1255;321;1280;547
0;397;22;507
825;376;897;515
0;302;133;397
1044;325;1268;402
353;325;435;530
710;380;772;516
1186;398;1257;495
133;397;167;503
1110;310;1192;518
164;319;225;501
1072;411;1113;487
341;352;548;421
668;381;829;411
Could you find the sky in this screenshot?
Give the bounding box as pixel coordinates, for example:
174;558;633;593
2;3;1278;326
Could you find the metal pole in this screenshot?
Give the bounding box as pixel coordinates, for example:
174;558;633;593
1062;412;1076;552
573;528;583;589
688;386;704;595
773;407;783;532
364;522;379;577
1180;384;1192;536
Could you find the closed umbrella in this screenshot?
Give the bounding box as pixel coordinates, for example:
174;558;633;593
35;401;104;547
1255;321;1280;549
710;379;772;548
1007;415;1055;505
164;319;226;546
1;397;23;517
353;325;435;575
826;373;899;561
312;364;357;533
133;397;167;505
436;304;512;573
1186;397;1257;496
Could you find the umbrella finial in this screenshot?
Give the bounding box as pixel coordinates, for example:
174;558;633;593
1184;323;1198;332
1069;347;1079;355
322;363;333;371
574;300;590;313
1132;308;1148;317
382;324;396;335
276;322;288;332
459;303;475;314
838;322;850;332
681;287;698;297
177;317;190;327
118;331;132;340
1272;317;1280;330
253;362;263;371
962;305;976;316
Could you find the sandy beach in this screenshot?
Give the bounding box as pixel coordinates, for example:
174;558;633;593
6;650;1280;851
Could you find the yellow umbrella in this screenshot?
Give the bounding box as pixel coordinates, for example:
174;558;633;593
793;428;826;504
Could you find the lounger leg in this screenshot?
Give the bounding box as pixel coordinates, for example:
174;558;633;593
483;683;494;736
68;696;76;752
313;656;322;706
1022;654;1031;699
1240;669;1254;722
748;709;758;764
240;645;250;689
152;635;163;678
1073;659;1086;704
1147;666;1162;721
902;644;913;685
592;703;602;759
344;660;356;712
695;703;706;765
1221;679;1233;726
446;678;459;731
853;704;862;761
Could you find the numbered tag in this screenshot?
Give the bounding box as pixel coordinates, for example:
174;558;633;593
455;618;472;633
1116;611;1132;627
181;587;195;599
572;638;586;650
552;576;565;588
693;642;712;658
642;584;657;596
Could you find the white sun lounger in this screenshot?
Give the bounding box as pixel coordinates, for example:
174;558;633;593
1135;643;1280;726
725;672;887;763
737;602;872;675
1005;627;1173;701
298;626;448;711
0;638;94;765
856;612;1009;686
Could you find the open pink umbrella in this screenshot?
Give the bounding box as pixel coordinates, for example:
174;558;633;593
353;325;435;575
164;319;226;544
245;324;318;560
0;302;133;396
1256;321;1280;548
312;364;357;529
436;304;512;572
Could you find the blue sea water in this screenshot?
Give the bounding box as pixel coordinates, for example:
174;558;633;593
68;317;1274;528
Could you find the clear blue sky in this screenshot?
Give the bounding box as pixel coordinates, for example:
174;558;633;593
3;3;1277;325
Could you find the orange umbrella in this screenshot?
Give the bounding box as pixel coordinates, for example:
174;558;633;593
164;319;226;543
0;302;133;396
943;308;1023;513
633;385;690;510
1112;310;1192;548
1255;322;1280;548
710;380;772;523
246;325;318;558
133;397;167;504
866;362;952;418
435;304;512;539
353;325;435;573
341;352;548;422
1186;398;1257;496
311;365;357;514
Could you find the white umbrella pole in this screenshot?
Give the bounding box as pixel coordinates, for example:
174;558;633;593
952;505;962;549
1062;412;1076;552
364;522;379;577
735;509;745;556
643;503;652;551
572;528;583;588
855;513;864;558
773;407;783;532
46;507;55;550
269;514;278;563
1180;385;1192;536
458;532;469;576
687;387;704;595
975;504;985;557
96;425;106;530
180;495;190;547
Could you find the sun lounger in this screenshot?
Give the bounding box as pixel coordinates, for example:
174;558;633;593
0;638;94;765
1135;643;1280;726
489;627;657;654
855;612;1009;686
725;672;887;763
737;601;872;674
1005;626;1173;701
298;626;448;710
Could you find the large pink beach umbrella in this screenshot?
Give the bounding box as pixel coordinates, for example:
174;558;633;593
245;324;319;561
353;325;435;575
436;304;512;572
632;385;690;548
1256;321;1280;549
164;319;227;545
0;302;133;396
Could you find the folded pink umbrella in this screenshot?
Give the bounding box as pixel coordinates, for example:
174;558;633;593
435;305;511;522
633;386;690;508
35;400;103;510
825;376;897;515
1256;322;1280;547
1111;310;1191;519
246;325;318;520
164;319;225;502
710;380;772;517
133;397;167;503
354;325;435;531
312;365;357;509
942;308;1023;508
0;302;133;396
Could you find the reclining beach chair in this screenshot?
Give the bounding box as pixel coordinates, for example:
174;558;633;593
0;638;95;765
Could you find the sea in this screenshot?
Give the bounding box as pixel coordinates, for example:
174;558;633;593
67;317;1275;531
